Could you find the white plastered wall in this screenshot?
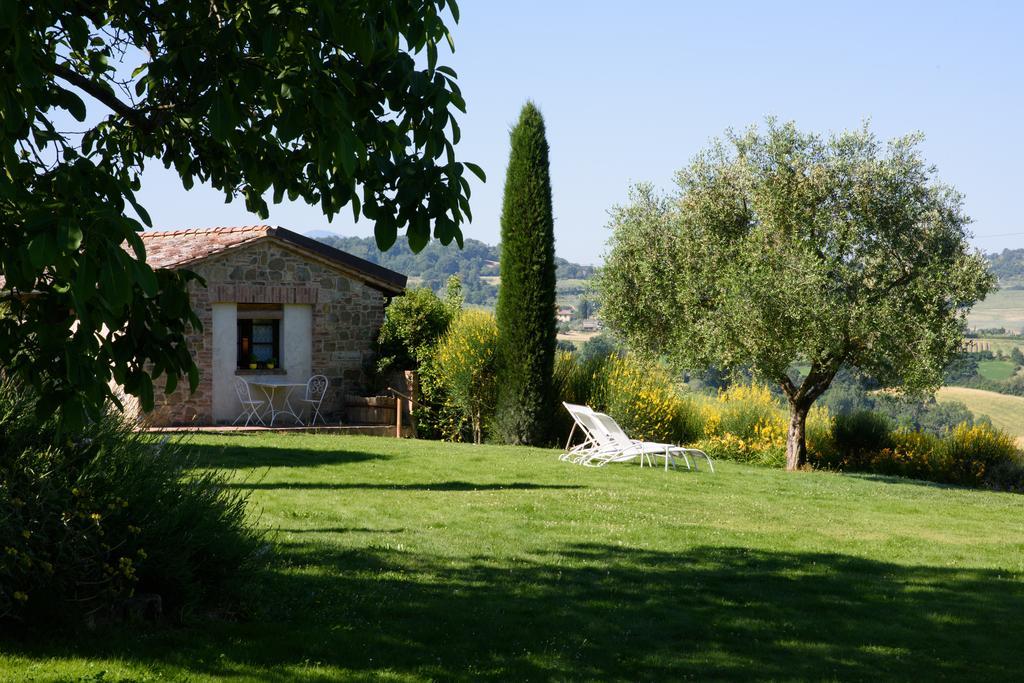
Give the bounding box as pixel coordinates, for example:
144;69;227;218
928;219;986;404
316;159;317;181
211;303;312;423
211;303;238;423
283;304;313;384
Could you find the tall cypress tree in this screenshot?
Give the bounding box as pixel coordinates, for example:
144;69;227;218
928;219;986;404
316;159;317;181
494;101;558;445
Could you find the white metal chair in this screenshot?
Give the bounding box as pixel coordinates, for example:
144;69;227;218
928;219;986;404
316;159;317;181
232;377;266;427
300;375;329;426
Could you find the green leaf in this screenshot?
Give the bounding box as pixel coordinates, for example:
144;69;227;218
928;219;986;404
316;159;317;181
407;214;429;253
127;192;152;227
208;91;234;141
164;371;178;395
27;232;53;269
62;223;83;250
64;91;87;122
337;131;357;178
138;373;154;411
375;220;397;251
133;261;158;297
464;162;486;182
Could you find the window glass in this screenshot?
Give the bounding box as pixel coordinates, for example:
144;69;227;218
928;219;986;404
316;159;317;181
237;314;281;368
252;321;275;362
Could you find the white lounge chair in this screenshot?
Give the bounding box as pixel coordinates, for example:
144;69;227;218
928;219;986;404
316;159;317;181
300;375;329;426
561;404;714;472
561;402;603;461
589;411;714;472
232;378;266;427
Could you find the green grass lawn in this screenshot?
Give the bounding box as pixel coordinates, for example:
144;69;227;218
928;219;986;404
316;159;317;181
4;434;1024;681
977;359;1020;381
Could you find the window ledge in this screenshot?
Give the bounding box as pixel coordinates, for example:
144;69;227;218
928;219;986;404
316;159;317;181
235;368;287;376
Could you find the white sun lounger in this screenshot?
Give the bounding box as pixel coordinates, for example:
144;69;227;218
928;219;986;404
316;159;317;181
561;402;714;472
560;402;603;461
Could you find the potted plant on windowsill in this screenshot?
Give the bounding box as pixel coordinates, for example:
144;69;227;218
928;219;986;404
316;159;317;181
248;354;258;370
266;358;277;370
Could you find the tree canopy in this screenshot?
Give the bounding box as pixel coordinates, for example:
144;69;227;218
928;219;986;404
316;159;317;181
599;121;995;469
0;1;478;426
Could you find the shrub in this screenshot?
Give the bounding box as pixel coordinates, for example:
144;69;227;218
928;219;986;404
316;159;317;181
0;380;262;624
714;384;785;441
805;405;1024;490
805;405;835;459
436;310;500;443
554;353;703;447
552;351;612;444
602;355;703;445
697;386;787;466
376;285;463;440
833;410;893;457
412;355;466;442
577;332;623;363
942;423;1021;487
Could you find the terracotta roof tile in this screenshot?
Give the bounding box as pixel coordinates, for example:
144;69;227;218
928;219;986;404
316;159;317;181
139;225;406;294
141;225;275;268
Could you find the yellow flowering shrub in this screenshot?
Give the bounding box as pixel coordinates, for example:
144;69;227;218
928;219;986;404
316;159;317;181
695;384;787;465
807;410;1023;489
943;422;1021;486
436;310;499;444
596;355;703;444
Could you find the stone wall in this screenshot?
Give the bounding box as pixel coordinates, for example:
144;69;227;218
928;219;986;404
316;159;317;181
139;238;388;426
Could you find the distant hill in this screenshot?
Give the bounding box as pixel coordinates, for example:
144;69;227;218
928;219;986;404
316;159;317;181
315;235;597;306
986;248;1024;289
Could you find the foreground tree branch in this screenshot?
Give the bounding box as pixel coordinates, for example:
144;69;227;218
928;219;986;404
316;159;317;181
0;0;479;428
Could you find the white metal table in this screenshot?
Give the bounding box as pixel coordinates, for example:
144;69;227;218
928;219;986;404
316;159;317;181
248;378;306;426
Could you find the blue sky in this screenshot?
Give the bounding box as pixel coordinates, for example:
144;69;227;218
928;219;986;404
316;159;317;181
135;1;1024;265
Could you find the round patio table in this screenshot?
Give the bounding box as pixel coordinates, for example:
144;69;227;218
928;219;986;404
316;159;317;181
247;378;306;426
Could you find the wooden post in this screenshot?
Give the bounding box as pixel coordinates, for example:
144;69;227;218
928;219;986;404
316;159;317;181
395;395;402;438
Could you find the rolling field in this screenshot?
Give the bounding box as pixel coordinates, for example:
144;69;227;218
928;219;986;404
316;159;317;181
971;336;1024;355
936;386;1024;440
968;289;1024;332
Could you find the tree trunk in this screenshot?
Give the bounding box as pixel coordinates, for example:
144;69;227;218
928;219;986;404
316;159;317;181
785;403;810;471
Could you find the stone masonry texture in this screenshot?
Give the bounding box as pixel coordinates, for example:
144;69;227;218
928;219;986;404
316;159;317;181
137;238;388;425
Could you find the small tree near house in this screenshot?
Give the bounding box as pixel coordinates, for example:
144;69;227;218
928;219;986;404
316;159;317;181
599;121;995;470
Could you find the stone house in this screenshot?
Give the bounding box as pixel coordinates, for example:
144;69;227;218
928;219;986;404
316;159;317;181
134;225;405;426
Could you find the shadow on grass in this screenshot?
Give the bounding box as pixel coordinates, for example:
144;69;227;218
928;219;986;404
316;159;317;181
181;442;391;469
9;543;1023;681
224;481;583;492
273;527;406;534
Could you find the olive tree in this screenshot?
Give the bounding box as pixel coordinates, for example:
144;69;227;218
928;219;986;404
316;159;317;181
0;1;481;427
599;121;994;470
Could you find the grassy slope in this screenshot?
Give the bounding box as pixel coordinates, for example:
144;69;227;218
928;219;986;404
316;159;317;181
936;386;1024;438
968;289;1024;331
4;434;1024;681
977;359;1020;381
